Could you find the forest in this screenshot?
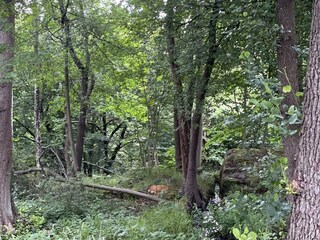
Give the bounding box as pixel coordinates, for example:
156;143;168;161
0;0;319;239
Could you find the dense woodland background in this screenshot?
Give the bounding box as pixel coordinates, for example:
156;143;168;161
0;0;319;239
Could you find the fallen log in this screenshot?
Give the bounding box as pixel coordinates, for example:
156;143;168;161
14;168;161;202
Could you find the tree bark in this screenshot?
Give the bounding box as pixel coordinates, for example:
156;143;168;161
166;0;190;179
69;2;94;172
32;0;42;169
287;1;320;238
0;0;16;229
59;0;77;174
184;1;219;210
174;108;182;170
34;85;42;168
276;0;300;181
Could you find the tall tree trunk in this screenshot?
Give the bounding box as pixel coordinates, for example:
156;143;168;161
59;0;77;173
184;0;220;210
33;2;42;168
166;0;190;179
59;0;94;172
276;0;300;181
0;0;16;229
287;1;320;238
71;2;93;171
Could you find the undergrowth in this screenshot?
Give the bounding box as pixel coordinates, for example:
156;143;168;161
3;173;200;240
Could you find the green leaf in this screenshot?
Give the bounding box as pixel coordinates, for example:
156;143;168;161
244;227;249;234
232;228;241;239
288;105;295;115
295;91;304;97
260;100;273;109
239;51;251;59
271;107;279;115
288;114;298;124
248;231;257;240
249;98;259;106
264;82;271;94
283;85;292;93
265;116;276;123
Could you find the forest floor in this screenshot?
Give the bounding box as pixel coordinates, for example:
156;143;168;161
3;168;202;239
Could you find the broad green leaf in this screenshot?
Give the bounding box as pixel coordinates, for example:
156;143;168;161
295;91;304;97
249;98;259;106
260;100;273;109
232;228;241;239
244;227;249;234
283;85;292;93
248;232;257;240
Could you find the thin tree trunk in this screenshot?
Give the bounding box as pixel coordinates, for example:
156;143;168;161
0;0;16;228
59;0;77;173
109;124;127;165
63;117;72;173
174;108;182;170
276;0;300;181
33;0;42;169
34;85;42;168
287;1;320;238
196;115;203;170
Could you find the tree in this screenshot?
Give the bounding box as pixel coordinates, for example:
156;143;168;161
276;0;300;181
287;1;320;238
0;0;16;229
165;0;221;209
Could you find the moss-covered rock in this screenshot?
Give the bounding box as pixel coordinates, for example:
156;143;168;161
220;148;267;196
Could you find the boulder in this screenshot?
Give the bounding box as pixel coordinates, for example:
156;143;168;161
220;148;267;196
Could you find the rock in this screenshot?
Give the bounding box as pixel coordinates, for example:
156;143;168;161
219;148;267;196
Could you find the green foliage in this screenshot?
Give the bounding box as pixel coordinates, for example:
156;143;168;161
119;203;199;239
201;152;291;239
5;175;199;240
203;192;289;239
232;227;257;240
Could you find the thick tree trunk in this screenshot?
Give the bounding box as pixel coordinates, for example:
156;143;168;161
287;1;320;239
0;83;16;229
75;104;87;171
0;0;16;228
184;1;219;210
276;0;300;181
